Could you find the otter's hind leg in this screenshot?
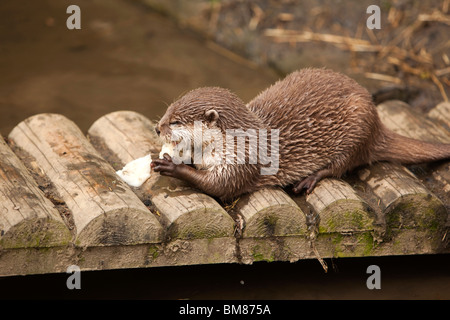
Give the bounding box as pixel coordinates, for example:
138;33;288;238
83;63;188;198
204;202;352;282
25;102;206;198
292;168;334;194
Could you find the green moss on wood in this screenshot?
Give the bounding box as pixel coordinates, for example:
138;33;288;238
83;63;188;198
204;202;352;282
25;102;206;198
0;219;71;249
251;244;275;262
147;245;160;262
319;206;374;233
385;195;447;235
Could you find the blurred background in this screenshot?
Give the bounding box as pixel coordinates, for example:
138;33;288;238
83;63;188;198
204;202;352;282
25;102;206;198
0;0;449;299
1;0;449;135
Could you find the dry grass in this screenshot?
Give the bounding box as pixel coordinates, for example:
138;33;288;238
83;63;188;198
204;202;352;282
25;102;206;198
263;1;450;102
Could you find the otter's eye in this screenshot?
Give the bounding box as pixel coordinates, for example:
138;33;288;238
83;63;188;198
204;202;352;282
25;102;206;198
169;121;181;126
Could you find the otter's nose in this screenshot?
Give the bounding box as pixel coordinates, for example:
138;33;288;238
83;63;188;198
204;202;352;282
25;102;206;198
155;126;160;136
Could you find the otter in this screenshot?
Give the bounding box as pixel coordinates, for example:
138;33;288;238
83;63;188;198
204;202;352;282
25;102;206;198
152;68;450;201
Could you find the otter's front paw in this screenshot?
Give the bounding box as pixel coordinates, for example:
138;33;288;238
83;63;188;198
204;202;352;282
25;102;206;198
151;153;179;177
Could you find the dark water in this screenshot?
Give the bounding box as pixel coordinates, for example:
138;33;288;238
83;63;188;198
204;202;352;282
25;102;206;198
0;0;276;135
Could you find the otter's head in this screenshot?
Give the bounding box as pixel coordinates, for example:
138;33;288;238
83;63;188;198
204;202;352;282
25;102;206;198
156;87;247;144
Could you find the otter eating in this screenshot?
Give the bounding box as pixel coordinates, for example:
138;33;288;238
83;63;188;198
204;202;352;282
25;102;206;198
152;68;450;201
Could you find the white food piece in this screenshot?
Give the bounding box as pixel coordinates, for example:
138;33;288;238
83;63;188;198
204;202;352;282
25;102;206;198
116;154;152;187
159;142;175;159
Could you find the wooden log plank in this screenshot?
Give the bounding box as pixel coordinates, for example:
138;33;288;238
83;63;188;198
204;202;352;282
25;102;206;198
378;100;450;144
356;100;448;251
427;102;450;195
378;100;450;198
238;177;373;261
305;178;374;233
0;137;72;249
235;187;306;238
79;238;238;270
237;236;311;264
0;237;238;277
2;230;447;277
358;162;445;230
288;178;377;260
381;100;450;240
428;102;450;129
8;114;163;247
87;111;235;241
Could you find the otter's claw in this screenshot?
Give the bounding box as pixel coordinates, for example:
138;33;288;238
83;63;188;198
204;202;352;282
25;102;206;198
292;168;334;195
152;153;178;177
292;175;318;194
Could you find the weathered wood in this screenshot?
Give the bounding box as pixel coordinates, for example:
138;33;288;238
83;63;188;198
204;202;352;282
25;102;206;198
235;187;311;265
238;236;311;264
306;178;373;233
354;100;449;251
237;163;375;262
8;114;163;247
289;178;377;260
1;99;449;277
0;238;238;276
0;137;71;249
378;100;450;197
237;177;377;262
428;102;450;129
236;187;306;238
378;100;450;144
358;162;445;229
87;111;235;240
427;102;450;195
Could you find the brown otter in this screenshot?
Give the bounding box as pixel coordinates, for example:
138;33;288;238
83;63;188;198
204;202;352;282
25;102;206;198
152;68;450;201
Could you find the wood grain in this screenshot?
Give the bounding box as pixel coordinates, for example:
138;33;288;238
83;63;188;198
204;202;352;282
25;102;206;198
8;113;163;247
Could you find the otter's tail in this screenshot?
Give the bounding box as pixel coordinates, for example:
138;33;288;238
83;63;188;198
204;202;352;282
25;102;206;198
375;129;450;164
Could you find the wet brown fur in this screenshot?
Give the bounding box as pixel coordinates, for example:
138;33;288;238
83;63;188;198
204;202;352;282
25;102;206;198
154;68;450;201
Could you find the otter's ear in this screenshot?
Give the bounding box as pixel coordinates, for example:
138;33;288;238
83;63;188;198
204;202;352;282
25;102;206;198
204;109;219;126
